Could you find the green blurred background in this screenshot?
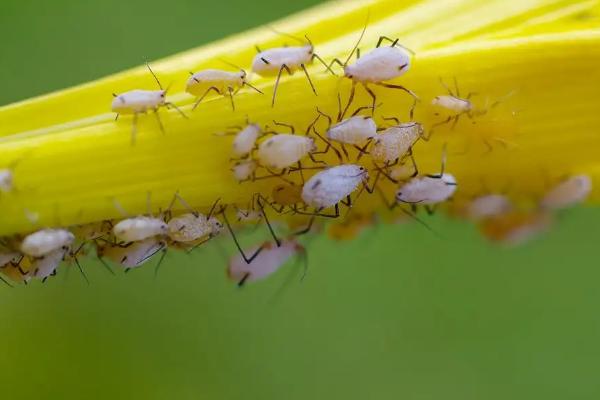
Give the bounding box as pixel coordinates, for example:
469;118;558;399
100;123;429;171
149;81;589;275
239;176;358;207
1;1;599;399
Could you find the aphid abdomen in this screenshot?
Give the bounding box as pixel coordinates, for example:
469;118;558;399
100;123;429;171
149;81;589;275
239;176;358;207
228;240;301;284
302;165;367;209
20;229;75;258
252;46;312;76
113;216;167;243
232;124;261;158
345;47;411;83
111;90;165;114
328;116;377;145
186;70;241;96
167;213;211;243
431;95;472;113
257;134;314;169
541;175;592;210
397;174;457;205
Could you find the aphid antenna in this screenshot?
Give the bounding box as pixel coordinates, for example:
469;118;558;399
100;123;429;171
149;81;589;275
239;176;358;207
272;120;296;134
146;62;164;91
426;143;449;179
72;254;90;285
375;36;415;55
256;195;282;247
111;197;131;218
217;58;244;71
398;207;442;238
310;126;344;164
265;25;307;46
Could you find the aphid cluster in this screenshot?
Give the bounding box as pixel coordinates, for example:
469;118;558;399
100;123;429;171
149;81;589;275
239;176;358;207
0;24;594;289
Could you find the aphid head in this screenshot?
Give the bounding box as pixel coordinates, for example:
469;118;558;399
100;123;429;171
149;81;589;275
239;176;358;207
209;217;224;235
239;69;247;80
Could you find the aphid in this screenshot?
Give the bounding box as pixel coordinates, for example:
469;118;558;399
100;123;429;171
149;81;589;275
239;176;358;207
30;248;67;281
227;239;305;287
232;160;258;182
430;78;476;130
112;63;187;144
113;216;167;243
394;149;457;214
252;33;334;106
257;134;317;170
166;195;223;244
301;164;370;217
186;67;262;111
371;121;425;165
540;174;592;210
71;220;113;241
231;123;262;159
0;169;13;193
329;25;418;119
20;228;75;258
467;194;512;221
325;115;377;146
480;212;552;247
98;237;167;271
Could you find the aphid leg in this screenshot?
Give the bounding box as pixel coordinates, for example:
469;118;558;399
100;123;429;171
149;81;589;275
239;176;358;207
73;255;90;285
327;58;345;73
310;127;343;163
300;63;317;96
256;197;282;247
408;149;419;177
294;203;340;219
374;82;419;120
114;114;119;122
153;109;165;135
351;104;376;117
453;77;460;97
227;87;235;111
382;116;400;125
255;45;262;53
153;248;168;278
192;86;222;111
311;53;337;75
237;272;251;288
164;102;188;119
272;64;293;107
362;84;378;116
95;255;117;276
272;120;296;134
0;273;13;288
130;113;139;145
294;215;316;236
376;36;416;55
340;144;350;160
296;161;306;183
316;107;333;127
340;81;357;120
222;212;267;264
424;205;437;216
372;162;398;184
439;78;456;97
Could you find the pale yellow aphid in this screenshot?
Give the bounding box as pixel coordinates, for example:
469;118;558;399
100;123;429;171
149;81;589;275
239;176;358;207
71;220;113;241
113;216;168;243
167;213;223;243
186;68;262;111
302;164;369;213
371;122;425;165
479;212;553;247
466;194;513;221
231;123;262;158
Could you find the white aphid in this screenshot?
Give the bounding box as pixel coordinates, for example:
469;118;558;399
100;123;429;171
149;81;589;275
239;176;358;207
20;228;75;258
396;174;457;205
232;160;257;182
0;169;13;193
99;237;166;269
302;164;368;209
252;46;313;76
228;239;304;284
345;46;411;83
326;116;377;145
113;216;167;243
167;213;223;243
257;134;316;169
232;124;261;158
541;175;592;210
467;194;512;220
111;90;165;114
371;123;423;163
0;251;20;268
31;248;67;280
431;95;472;114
